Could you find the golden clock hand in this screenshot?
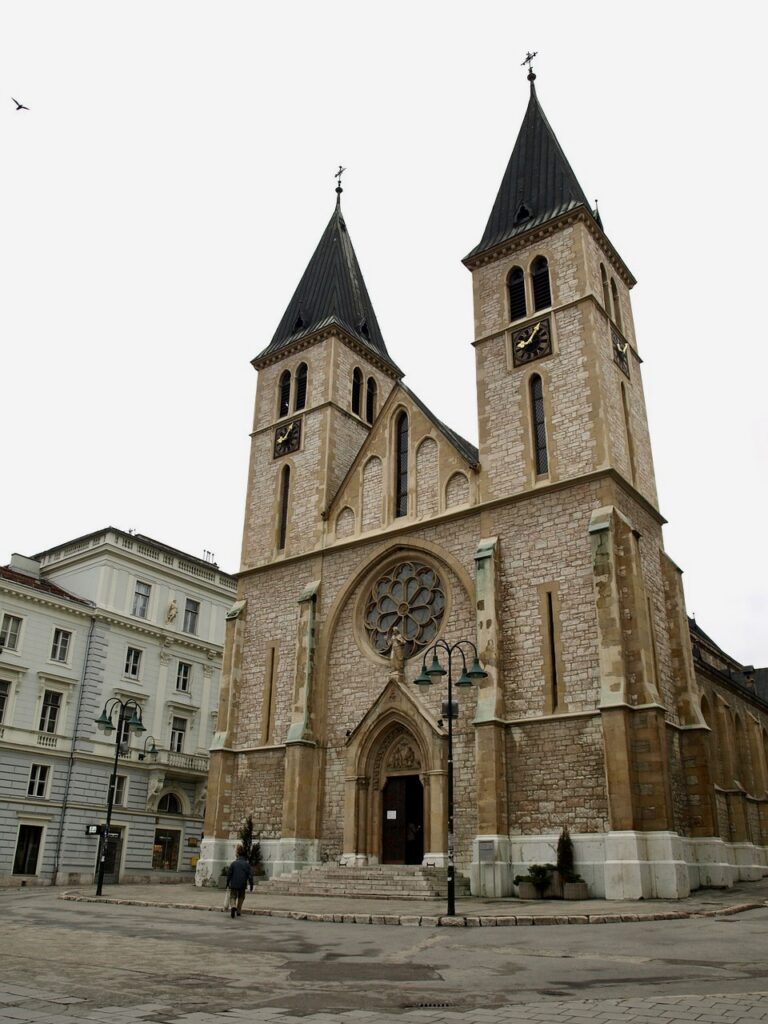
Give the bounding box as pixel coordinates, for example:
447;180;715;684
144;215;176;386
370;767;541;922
277;427;290;444
517;323;541;350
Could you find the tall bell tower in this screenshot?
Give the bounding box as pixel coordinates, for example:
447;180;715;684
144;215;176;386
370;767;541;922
242;183;402;571
465;64;658;512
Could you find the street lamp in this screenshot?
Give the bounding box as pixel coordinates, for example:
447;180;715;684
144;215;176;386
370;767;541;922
414;639;487;917
93;696;146;895
137;735;159;761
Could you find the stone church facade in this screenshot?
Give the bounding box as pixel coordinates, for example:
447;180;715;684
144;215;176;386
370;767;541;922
197;73;768;900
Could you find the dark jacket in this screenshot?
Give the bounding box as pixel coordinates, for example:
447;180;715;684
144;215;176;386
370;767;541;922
226;855;253;892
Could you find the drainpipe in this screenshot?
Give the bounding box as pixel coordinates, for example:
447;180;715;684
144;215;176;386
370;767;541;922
51;614;97;886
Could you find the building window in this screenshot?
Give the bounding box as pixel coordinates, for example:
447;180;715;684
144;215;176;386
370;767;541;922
278;465;290;551
366;377;377;424
531;374;548;475
117;714;132;752
176;661;192;692
352;368;363;415
158;793;182;814
611;279;623;331
531;255;552;311
262;645;278;745
507;266;526;322
39;690;61;734
13;825;42;875
621;382;636;484
0;680;9;723
113;774;127;807
132;581;151;618
183;599;200;635
364;561;445;660
294;362;308;411
0;614;22;651
50;628;71;663
170;716;187;753
28;763;50;797
600;263;611;312
395;412;409;518
152;828;181;870
278;370;291;418
125;647;142;678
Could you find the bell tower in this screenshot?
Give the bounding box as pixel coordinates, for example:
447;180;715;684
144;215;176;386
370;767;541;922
464;65;658;512
243;184;402;571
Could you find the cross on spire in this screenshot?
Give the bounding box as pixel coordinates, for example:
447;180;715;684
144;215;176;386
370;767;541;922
335;165;346;202
521;50;538;82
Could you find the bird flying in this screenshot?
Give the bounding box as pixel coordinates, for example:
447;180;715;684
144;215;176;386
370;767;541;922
12;98;30;111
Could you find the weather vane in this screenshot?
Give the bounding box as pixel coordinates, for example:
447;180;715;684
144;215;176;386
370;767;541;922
521;50;538;81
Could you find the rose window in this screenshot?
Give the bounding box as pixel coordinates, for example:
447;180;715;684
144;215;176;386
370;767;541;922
364;562;445;659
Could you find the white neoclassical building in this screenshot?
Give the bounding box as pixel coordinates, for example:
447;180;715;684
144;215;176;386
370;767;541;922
0;528;235;886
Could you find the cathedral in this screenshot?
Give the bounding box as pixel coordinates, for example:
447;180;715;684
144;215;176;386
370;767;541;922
198;70;768;900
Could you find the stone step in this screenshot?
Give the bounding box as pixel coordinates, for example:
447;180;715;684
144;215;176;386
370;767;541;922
259;864;471;900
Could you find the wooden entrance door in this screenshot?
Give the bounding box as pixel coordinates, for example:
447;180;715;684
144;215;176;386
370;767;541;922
382;775;423;864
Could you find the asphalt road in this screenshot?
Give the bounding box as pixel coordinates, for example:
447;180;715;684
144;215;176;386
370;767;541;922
2;888;768;1022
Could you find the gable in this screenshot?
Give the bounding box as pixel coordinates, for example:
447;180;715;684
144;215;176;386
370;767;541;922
326;383;478;540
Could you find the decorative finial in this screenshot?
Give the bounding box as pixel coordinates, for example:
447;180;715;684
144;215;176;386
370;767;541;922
521;50;538;82
334;165;346;205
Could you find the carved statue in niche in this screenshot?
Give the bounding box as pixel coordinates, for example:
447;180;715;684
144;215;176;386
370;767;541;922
146;771;166;808
194;782;207;817
387;737;421;772
166;599;178;624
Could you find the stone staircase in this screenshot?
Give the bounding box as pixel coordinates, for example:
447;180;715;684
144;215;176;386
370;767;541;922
258;863;471;900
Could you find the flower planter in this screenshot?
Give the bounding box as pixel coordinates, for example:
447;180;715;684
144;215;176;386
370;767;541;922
563;880;589;900
516;881;540;900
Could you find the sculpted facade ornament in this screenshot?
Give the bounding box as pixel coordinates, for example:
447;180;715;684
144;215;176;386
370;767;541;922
386;736;421;772
166;599;177;624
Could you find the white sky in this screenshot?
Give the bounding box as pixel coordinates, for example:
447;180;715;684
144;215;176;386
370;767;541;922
2;1;766;666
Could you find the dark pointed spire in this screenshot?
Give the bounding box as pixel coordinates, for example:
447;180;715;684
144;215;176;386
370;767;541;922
465;75;594;261
254;185;396;369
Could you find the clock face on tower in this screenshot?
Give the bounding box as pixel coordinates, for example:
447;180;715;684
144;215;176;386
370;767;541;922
273;418;302;458
512;317;552;367
611;328;630;378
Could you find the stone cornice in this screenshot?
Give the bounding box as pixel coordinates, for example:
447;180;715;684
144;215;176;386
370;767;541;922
0;580;94;618
462;207;636;289
251;326;402;380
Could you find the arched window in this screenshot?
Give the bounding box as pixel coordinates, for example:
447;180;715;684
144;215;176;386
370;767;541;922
507;266;526;322
531;256;552;311
395;412;409;518
600;263;611;312
611;279;623;331
621;383;636;484
530;374;548;475
366;377;377;424
294;363;307;411
352;368;363;416
278;370;291;418
278;465;290;551
158;793;181;814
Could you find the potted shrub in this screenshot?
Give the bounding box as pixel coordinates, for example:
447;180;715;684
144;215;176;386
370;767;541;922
514;863;554;899
556;826;588;900
513;873;539;900
218;866;228;889
238;814;265;877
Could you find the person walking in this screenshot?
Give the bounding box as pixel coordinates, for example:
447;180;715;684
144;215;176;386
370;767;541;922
226;844;253;919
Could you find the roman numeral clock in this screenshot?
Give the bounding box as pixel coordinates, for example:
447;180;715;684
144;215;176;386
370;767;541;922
273;418;301;457
512;317;552;367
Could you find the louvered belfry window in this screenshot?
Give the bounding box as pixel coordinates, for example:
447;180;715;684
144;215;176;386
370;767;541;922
352;368;362;415
279;370;291;417
531;256;552;311
278;465;290;550
395;412;409;518
531;374;548;475
366;377;377;425
294;363;308;411
508;266;526;322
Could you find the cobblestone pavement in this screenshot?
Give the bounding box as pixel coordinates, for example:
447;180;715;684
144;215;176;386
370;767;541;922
2;882;768;1024
2;986;768;1024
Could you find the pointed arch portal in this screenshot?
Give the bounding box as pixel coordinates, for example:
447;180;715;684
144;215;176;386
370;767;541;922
341;679;447;867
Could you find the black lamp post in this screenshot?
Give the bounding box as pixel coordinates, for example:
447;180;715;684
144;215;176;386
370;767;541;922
414;639;487;917
93;696;146;895
137;735;159;761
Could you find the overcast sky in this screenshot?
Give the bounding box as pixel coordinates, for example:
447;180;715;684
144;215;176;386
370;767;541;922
2;1;766;666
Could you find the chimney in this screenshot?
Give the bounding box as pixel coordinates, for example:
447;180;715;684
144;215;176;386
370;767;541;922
9;554;41;579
